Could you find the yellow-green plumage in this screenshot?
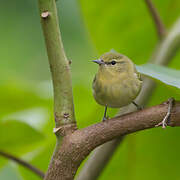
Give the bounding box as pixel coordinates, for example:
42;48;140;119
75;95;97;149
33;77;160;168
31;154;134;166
92;52;142;109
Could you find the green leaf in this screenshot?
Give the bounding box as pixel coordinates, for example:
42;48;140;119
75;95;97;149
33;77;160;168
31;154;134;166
136;64;180;89
0;83;52;119
0;120;44;151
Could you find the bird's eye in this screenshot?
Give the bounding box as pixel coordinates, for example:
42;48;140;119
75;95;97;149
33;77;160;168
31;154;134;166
111;60;116;65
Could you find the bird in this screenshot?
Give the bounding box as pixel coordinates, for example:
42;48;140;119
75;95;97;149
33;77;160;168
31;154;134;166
92;51;143;121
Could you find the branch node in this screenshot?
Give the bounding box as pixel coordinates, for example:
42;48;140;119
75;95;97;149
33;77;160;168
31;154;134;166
41;11;50;19
68;59;72;65
64;113;70;119
53;123;77;136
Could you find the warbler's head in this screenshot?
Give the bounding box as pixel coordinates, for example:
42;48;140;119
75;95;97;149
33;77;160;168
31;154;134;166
93;52;135;74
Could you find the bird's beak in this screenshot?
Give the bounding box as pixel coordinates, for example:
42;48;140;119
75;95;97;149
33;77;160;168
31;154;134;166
92;59;104;65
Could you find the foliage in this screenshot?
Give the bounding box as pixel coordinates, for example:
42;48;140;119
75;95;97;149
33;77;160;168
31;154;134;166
136;63;180;89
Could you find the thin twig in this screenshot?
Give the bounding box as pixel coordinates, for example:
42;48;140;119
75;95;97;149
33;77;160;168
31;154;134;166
145;0;166;39
155;98;174;128
0;151;44;178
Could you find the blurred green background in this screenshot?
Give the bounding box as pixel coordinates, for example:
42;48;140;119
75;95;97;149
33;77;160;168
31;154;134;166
0;0;180;179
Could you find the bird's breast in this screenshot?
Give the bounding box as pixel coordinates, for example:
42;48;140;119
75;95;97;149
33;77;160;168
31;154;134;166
93;74;142;108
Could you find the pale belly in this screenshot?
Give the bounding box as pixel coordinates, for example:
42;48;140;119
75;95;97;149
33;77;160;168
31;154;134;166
93;77;142;108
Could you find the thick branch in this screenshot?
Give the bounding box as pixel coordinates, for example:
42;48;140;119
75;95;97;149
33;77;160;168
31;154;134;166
76;137;123;180
44;100;180;180
0;151;44;178
77;101;180;147
145;0;166;39
38;0;76;129
77;17;180;180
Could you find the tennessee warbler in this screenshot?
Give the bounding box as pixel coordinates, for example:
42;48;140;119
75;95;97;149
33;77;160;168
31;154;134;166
92;52;142;121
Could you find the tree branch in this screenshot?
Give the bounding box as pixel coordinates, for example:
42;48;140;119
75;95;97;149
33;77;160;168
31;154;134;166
38;0;76;130
76;137;123;180
38;1;78;179
0;151;44;178
145;0;166;39
76;17;180;180
44;100;180;180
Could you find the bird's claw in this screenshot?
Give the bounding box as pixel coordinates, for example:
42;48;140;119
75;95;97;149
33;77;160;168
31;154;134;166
102;116;109;122
138;105;143;111
102;117;107;122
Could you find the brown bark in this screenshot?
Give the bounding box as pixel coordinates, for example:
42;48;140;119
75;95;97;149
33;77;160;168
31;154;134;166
44;100;180;180
76;137;123;180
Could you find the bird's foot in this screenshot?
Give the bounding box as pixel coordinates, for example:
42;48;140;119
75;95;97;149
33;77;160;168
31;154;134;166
102;116;109;122
155;98;174;129
132;101;143;110
137;105;143;111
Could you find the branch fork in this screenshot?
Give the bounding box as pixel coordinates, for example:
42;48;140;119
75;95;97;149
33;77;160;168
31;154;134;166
53;123;77;136
41;11;50;19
